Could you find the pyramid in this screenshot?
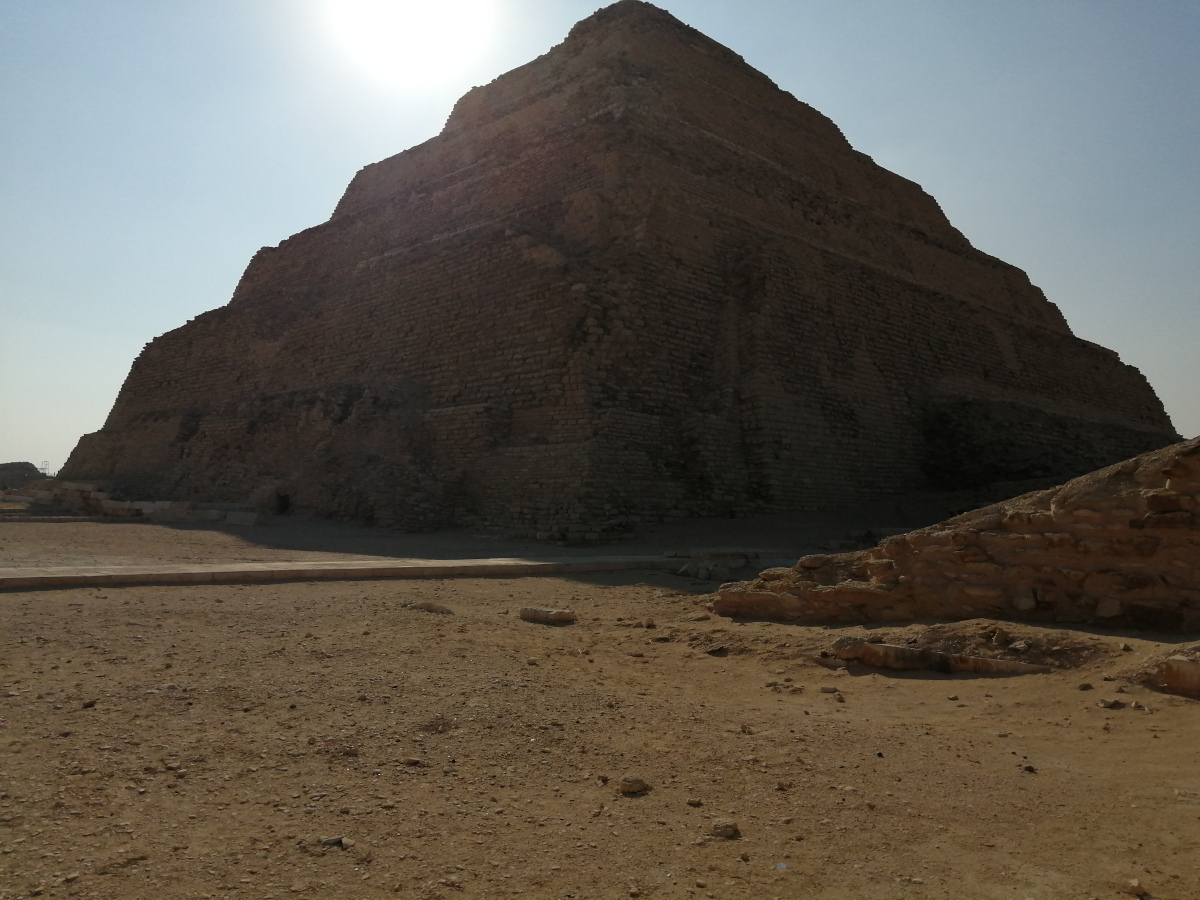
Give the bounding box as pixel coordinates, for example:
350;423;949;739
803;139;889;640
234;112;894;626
63;1;1179;538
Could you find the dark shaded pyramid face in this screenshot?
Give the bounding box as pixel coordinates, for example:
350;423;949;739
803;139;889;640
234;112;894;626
62;0;1178;539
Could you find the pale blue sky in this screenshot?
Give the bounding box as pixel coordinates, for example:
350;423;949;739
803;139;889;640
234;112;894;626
2;0;1197;472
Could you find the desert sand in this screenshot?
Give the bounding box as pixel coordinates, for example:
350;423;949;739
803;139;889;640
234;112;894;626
2;519;1198;900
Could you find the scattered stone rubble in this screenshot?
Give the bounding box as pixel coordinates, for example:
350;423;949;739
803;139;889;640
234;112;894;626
714;436;1200;631
1;481;260;526
668;549;769;582
830;636;1051;675
0;461;42;491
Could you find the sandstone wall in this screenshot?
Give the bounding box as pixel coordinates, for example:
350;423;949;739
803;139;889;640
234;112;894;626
715;437;1200;630
62;1;1179;538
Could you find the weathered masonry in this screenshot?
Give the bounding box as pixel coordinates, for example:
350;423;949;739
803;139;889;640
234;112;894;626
63;1;1179;539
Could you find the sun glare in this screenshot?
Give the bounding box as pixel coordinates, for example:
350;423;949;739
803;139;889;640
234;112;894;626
323;0;498;91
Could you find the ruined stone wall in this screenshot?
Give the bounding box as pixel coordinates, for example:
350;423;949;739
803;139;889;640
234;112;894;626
715;437;1200;630
63;1;1179;538
0;462;42;491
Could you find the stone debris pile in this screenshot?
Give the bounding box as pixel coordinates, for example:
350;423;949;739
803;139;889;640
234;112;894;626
714;436;1200;631
3;481;260;525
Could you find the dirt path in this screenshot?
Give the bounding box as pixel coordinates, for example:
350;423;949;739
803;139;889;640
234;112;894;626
3;571;1198;900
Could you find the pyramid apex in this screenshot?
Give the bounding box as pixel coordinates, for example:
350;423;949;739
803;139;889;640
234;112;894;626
566;1;708;45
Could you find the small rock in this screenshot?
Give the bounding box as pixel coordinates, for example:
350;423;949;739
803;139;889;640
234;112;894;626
519;607;576;625
82;699;97;709
526;658;538;666
695;880;707;888
400;757;422;766
819;686;839;694
1097;698;1124;709
410;601;453;615
1010;640;1030;652
947;695;959;701
709;819;741;839
618;774;650;794
1022;764;1037;774
686;798;703;807
1077;683;1094;691
1120;642;1133;652
1012;593;1037;612
739;851;750;862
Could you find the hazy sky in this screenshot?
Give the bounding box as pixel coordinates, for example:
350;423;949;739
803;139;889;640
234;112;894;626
2;0;1197;472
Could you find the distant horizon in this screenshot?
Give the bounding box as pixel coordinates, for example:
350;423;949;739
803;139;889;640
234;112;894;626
3;0;1197;472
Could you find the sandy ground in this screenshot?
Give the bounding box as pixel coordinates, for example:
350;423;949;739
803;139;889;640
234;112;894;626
2;520;1199;900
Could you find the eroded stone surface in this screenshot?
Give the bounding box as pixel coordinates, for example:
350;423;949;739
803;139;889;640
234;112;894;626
61;1;1177;538
715;437;1200;630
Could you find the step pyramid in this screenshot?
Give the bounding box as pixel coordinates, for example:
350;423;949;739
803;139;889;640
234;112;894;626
63;0;1178;539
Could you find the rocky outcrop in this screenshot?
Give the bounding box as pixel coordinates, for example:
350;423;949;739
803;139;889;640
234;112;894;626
714;437;1200;630
0;462;42;491
62;1;1178;538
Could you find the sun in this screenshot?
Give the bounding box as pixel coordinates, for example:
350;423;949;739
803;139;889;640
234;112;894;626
322;0;498;92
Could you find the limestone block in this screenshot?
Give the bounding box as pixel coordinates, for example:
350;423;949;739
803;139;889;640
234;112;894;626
1142;489;1186;513
1162;656;1200;696
1012;590;1037;612
519;607;576;625
710;590;809;621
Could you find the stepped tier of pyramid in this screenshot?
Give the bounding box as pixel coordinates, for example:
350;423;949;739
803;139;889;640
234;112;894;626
62;1;1178;538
